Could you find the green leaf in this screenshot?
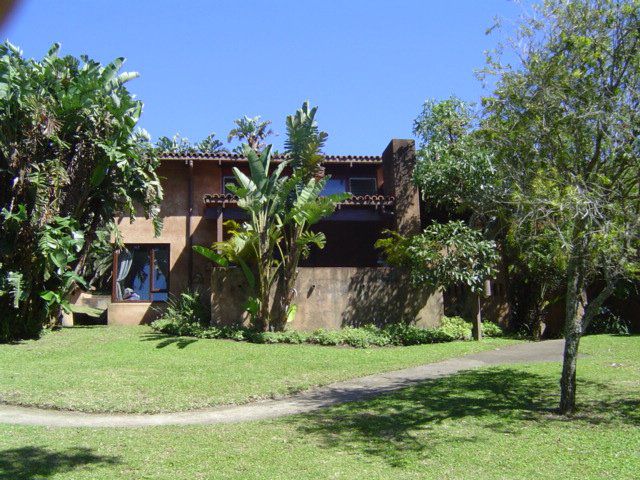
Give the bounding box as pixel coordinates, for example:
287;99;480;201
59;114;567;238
237;257;256;292
286;303;297;323
193;246;229;267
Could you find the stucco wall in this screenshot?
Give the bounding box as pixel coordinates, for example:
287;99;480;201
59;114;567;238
211;267;443;331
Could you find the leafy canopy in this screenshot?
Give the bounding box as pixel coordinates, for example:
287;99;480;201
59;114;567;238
0;42;163;341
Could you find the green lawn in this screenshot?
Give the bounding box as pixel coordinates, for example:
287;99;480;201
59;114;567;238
0;325;518;413
0;334;637;479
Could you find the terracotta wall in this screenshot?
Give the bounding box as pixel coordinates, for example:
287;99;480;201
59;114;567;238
211;267;443;331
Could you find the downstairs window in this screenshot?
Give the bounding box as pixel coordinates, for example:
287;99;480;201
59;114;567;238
113;245;169;302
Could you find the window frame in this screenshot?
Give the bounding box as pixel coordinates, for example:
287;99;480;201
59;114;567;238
111;243;170;303
348;177;378;196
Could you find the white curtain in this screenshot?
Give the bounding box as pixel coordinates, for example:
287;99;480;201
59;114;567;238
115;250;133;300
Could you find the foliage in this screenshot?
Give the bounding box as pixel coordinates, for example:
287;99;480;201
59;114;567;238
438;316;473;341
0;43;162;341
195;103;347;331
155;132;224;154
413;97;500;216
227;115;273;154
377;221;499;293
586;307;631;336
481;0;640;413
481;321;503;338
149;316;495;348
151;289;207;336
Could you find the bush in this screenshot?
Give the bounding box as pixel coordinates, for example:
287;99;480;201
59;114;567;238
150;314;494;348
482;321;504;337
586;308;630;335
150;289;207;337
439;316;473;341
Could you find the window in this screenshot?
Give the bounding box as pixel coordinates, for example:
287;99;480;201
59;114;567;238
113;245;169;302
349;177;377;196
223;176;239;194
321;177;346;196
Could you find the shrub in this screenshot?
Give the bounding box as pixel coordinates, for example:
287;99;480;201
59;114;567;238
151;315;490;348
150;289;207;337
586;308;630;335
439;316;473;341
307;329;344;346
482;321;504;337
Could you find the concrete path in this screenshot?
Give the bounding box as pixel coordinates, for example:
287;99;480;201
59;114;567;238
0;339;564;428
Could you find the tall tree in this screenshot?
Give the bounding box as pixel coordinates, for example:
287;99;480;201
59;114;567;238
227;116;273;154
196;103;346;331
0;43;163;341
482;0;640;413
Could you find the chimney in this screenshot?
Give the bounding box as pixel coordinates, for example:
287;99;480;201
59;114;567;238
381;139;421;236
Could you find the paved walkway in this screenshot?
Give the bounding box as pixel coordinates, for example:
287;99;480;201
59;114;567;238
0;339;564;428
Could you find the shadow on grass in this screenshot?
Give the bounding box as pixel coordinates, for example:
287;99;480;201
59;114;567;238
296;367;639;467
0;446;119;479
139;333;199;349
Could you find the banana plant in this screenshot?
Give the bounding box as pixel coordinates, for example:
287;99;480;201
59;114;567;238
195;145;292;330
272;103;350;329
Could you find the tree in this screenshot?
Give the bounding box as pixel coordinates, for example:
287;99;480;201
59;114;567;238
195;103;346;331
227;115;273;154
481;0;640;413
414;97;566;339
155;133;224;154
376;221;499;294
413;97;498;220
0;43;163;341
271;102;348;328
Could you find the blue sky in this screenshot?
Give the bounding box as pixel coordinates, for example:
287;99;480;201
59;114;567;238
2;0;526;154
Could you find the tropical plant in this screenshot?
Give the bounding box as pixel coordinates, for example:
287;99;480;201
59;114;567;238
0;42;163;341
227;115;273;154
155;132;224;154
272;102;349;329
481;0;640;413
195;144;290;330
196;102;347;331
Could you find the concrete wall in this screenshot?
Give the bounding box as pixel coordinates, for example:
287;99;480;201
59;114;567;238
211;267;443;331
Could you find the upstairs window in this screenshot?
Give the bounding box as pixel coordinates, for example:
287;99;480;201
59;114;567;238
113;245;169;302
321;178;347;196
349;177;377;196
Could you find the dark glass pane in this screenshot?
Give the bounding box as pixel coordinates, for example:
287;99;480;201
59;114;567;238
152;247;169;295
349;178;377;196
321;178;346;196
116;246;151;301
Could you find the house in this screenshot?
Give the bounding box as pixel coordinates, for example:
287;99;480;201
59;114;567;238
76;139;446;329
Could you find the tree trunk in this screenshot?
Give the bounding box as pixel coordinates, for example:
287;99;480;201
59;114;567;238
560;251;585;415
273;236;300;330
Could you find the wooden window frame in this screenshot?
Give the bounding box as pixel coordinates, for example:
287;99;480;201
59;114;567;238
112;243;170;303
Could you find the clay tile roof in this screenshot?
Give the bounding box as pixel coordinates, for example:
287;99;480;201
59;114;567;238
203;193;395;208
160;151;382;164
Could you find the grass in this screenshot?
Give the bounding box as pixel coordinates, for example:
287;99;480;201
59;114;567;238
0;325;518;413
0;334;637;479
